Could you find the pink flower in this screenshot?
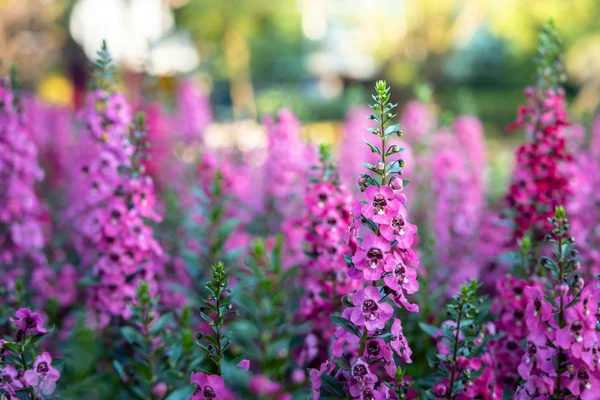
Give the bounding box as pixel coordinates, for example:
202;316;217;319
361;185;400;224
10;308;47;335
390;318;412;363
190;372;234;400
556;310;596;359
350;286;393;331
350;358;377;385
383;253;419;295
24;352;60;395
566;365;600;400
352;234;391;280
237;359;250;371
248;375;283;397
379;205;417;247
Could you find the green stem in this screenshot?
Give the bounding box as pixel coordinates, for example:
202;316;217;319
555;221;565;397
447;301;464;400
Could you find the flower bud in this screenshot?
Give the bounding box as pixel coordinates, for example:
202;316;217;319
375;161;385;172
433;382;447;397
389;176;403;191
152;382;168;398
573;275;584;295
358;175;368;190
556;282;568;297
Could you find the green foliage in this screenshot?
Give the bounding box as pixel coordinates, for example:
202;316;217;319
422;280;493;399
535;20;566;89
195;262;235;376
112;281;193;399
231;238;305;393
93;40;116;92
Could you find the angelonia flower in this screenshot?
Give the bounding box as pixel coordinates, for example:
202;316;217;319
175;77;212;145
262;109;317;266
506;22;573;240
24;98;75;190
515;206;600;399
425;280;502;399
488;273;545;390
567;114;600;276
295;144;358;366
399;100;436;145
0;309;60;397
68;43;163;328
430;116;486;291
310;81;419;399
0;75;49;306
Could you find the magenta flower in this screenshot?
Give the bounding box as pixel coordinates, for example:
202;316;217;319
379;208;417;247
24;352;60;395
383;253;418;295
390;318;412;363
361;185;400;224
566;364;600;400
190;372;234;400
352;234;391;280
10;308;47;335
556;311;596;358
237;359;250;371
524;286;553;344
350;287;393;331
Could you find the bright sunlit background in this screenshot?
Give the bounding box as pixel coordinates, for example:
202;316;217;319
1;0;599;138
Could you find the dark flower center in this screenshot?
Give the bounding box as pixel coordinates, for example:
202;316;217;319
203;386;216;399
352;364;368;378
367;341;380;356
571;321;583;337
394;264;406;278
578;369;590;382
366;248;383;265
362;299;379;322
37;362;49;374
372;194;387;213
391;215;405;231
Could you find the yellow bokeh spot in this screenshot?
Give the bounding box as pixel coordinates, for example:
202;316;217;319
38;75;73;107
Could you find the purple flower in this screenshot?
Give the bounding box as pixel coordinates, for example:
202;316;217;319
190;372;234;400
24;352;60;395
11;308;47;335
350;287;393;331
390;318;412;363
361;185;400;224
352;234;391;280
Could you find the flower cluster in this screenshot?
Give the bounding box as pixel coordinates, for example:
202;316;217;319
190;262;237;400
69;43;163;328
0;75;48;306
424;280;501;399
515;206;600;399
311;81;419;399
295;144;357;366
506;21;573;239
430;116;486;291
0;308;60;397
262;109;316;267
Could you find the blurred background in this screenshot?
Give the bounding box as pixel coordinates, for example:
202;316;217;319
1;0;600;144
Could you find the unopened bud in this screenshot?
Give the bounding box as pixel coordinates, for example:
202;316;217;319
556;282;569;297
573;275;584;294
389;176;403;191
375;161;385;172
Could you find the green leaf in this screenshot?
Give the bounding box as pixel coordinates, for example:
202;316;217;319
320;375;348;399
362;138;382;155
419;322;439;337
384;123;401;136
330;316;361;337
